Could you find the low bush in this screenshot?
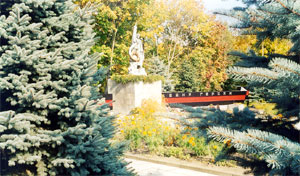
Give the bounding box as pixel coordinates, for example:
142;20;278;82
111;74;164;84
114;100;229;163
247;99;279;117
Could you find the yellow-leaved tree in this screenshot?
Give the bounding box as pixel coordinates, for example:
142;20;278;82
76;0;237;91
233;34;292;56
139;0;235;91
76;0;151;75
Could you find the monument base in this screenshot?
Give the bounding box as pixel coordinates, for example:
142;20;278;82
107;79;162;114
128;62;147;75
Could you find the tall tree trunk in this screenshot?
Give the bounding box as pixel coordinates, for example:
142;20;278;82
167;42;177;75
261;41;264;56
155;35;159;56
110;28;118;70
167;43;173;76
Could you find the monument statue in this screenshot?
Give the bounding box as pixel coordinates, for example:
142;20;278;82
128;24;147;75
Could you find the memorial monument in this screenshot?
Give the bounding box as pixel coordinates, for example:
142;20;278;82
128;24;147;75
108;24;162;114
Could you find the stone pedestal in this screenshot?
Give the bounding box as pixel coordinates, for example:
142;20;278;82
107;79;162;114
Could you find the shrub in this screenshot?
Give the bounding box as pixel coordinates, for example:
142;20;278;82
111;74;164;84
114;100;230;162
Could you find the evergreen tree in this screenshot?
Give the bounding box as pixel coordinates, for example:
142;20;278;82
147;56;174;92
0;1;133;175
222;0;300;101
175;59;199;92
219;0;300;120
179;0;300;175
0;0;16;17
214;0;300;174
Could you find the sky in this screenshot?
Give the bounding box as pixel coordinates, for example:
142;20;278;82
201;0;245;24
202;0;244;12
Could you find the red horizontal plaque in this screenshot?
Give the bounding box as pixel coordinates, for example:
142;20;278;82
164;95;247;104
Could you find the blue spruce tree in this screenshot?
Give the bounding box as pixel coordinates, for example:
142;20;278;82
0;0;133;175
147;56;174;92
211;1;300;174
179;0;300;175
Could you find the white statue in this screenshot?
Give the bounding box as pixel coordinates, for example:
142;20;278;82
128;24;147;75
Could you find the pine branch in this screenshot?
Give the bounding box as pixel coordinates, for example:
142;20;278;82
258;7;289;15
248;10;275;25
268;54;299;63
269;58;300;76
228;67;278;82
274;0;300;17
208;126;300;173
228;50;269;67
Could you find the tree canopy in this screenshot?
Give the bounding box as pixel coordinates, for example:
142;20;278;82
138;0;235;91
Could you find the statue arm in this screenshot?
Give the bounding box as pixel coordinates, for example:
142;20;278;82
132;25;137;43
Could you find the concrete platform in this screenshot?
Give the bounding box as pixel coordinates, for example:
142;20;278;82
107;79;162;114
126;158;216;176
125;153;251;176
